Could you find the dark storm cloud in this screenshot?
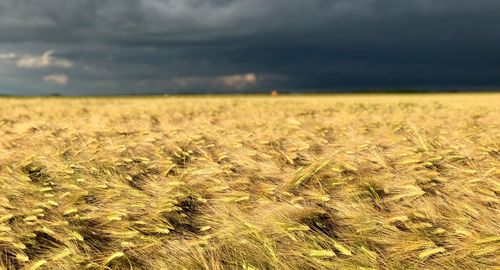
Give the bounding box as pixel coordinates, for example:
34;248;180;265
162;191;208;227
1;0;500;94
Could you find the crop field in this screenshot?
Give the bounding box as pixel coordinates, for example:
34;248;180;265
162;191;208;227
0;94;499;270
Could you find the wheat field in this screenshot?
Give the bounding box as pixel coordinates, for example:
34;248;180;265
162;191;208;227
0;94;499;270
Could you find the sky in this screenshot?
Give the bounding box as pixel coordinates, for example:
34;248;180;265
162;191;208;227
0;0;500;95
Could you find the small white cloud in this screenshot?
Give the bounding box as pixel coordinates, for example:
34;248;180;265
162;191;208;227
173;73;258;89
17;50;73;69
0;53;16;60
217;73;257;88
43;74;68;85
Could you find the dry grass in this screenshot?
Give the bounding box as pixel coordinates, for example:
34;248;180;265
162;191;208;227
0;94;499;270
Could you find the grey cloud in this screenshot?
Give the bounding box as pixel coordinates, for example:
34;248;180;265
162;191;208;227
0;0;500;94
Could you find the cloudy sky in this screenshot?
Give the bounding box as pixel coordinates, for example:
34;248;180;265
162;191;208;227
1;0;500;95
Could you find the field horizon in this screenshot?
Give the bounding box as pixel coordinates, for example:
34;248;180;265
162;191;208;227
1;90;500;98
0;94;499;269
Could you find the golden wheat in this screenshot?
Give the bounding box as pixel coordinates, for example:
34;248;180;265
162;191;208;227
0;94;498;269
